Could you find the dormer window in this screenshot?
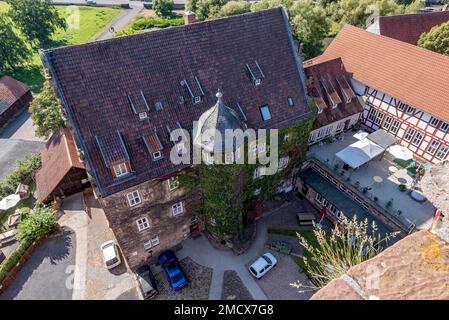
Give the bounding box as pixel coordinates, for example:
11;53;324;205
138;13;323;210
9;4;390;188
139;112;148;120
194;96;202;104
155;101;163;111
406;106;415;115
153;151;162;160
181;78;204;104
246;61;264;87
113;162;129;178
332;103;338;109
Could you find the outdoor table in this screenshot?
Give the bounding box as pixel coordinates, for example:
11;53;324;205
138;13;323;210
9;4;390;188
373;176;383;184
388;166;398;174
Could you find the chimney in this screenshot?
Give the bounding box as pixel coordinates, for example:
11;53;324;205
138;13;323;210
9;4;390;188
184;10;196;25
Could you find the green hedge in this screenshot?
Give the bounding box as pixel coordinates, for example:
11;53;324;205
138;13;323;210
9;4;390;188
0;238;33;284
0;154;41;197
132;17;184;29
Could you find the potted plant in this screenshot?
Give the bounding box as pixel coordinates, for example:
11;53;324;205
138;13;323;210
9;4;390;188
354;181;360;189
373;196;378;202
386;199;393;209
398;184;407;192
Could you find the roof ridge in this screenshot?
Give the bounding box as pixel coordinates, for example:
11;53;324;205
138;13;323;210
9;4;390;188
42;7;284;55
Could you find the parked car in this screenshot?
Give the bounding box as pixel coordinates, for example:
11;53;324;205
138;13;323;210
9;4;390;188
135;264;158;299
158;250;187;290
86;0;97;5
248;253;277;279
100;240;121;269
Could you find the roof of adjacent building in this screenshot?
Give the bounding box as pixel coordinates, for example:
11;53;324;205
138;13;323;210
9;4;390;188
311;230;449;300
300;167;396;238
35;127;85;203
0;76;30;116
371;10;449;45
303;58;363;130
42;8;312;197
306;24;449;123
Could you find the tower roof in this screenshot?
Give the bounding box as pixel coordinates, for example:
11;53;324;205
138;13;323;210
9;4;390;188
194;90;246;153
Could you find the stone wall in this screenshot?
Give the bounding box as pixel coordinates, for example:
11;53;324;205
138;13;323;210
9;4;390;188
100;176;203;269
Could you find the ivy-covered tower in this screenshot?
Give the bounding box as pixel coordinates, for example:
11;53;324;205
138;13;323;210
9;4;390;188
193;90;247;240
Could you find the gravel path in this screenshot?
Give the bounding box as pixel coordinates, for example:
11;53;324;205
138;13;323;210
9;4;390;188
221;270;253;300
154;257;212;300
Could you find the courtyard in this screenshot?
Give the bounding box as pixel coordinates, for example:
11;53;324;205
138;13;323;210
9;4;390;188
307;130;436;229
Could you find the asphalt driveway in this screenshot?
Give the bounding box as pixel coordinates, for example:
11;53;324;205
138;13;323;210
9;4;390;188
0;231;76;300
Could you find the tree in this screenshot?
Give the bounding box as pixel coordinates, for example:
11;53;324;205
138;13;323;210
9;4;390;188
17;206;57;241
328;0;401;29
403;0;425;14
0;13;31;73
186;0;229;20
290;0;331;59
250;0;329;59
218;1;251;17
418;21;449;56
292;216;399;289
29;81;65;138
152;0;174;18
6;0;66;46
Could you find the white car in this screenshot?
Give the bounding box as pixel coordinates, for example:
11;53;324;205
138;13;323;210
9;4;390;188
100;240;121;269
248;253;277;279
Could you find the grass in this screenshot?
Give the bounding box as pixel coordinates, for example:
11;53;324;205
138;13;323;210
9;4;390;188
393;158;417;174
267;228;321;274
0;2;123;92
0;184;35;232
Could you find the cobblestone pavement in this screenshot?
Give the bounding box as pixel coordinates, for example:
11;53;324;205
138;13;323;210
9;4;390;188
221;270;253;300
153;257;212;300
58;193;138;300
254;250;315;300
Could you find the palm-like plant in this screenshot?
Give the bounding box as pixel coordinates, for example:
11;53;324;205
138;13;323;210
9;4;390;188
294;215;399;289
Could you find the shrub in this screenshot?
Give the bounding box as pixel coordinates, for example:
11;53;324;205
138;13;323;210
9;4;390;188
132;17;184;29
0;154;41;197
398;184;407;191
152;0;174;18
0;237;33;284
16;206;57;242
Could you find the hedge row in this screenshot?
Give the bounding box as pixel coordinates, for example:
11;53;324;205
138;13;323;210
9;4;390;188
0;154;41;198
0;238;33;284
132;17;184;30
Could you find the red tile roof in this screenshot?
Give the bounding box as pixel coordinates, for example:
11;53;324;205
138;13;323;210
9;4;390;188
0;76;30;116
42;8;312;197
373;11;449;45
35;127;85;203
304;58;363;130
308;24;449;123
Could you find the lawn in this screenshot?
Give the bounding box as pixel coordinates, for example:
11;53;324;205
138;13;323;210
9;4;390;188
0;2;123;92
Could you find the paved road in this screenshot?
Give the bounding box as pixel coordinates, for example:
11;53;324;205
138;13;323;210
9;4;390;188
95;3;144;40
0;231;76;300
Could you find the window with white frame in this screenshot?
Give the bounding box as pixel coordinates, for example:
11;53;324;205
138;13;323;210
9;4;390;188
336;121;344;132
382;116;392;130
153;151;162;160
225;152;234;164
325;126;333;137
404;128;415;141
427;140;440;155
411;131;423;146
182;226;189;238
374;112;384;125
367;108;376;121
172;202;183;216
143;236;160;251
406;106;415;115
168;176;179;191
390;120;400;134
429;117;439;127
440;122;449;132
436;145;449;160
127;190;141;207
113;162;128;177
136;217;150;231
278;156;289;170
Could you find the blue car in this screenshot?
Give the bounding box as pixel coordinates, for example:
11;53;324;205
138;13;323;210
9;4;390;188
158;250;187;290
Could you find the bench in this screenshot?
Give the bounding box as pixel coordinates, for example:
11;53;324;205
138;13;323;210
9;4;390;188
0;230;16;247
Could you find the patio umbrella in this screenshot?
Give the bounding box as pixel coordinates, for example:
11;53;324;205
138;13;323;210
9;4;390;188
387;145;413;161
353;130;369;140
0;194;21;211
418;160;449;214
